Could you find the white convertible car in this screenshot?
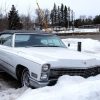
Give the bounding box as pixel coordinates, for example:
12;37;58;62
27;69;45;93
0;30;100;88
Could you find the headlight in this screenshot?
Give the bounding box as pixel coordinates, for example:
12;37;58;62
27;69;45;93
42;64;50;72
40;73;48;80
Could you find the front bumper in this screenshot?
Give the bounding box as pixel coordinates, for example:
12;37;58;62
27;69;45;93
29;66;100;88
29;77;49;88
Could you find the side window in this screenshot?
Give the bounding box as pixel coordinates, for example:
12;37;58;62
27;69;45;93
15;35;30;42
0;34;12;47
15;35;30;47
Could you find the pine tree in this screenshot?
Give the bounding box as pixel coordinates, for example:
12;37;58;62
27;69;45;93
50;3;58;27
67;7;70;29
53;3;57;26
50;3;74;28
60;4;64;27
93;15;100;24
50;10;54;26
8;5;23;30
64;6;68;28
58;6;61;26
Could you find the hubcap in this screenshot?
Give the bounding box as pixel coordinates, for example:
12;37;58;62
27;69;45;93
22;70;30;87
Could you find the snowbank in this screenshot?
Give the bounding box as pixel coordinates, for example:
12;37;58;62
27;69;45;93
0;87;27;100
52;28;99;33
0;76;27;100
1;74;100;100
16;75;100;100
62;38;100;53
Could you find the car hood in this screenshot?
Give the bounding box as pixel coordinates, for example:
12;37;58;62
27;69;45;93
14;47;98;68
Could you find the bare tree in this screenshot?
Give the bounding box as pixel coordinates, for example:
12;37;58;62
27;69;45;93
35;8;43;27
44;9;50;26
0;5;8;31
35;8;50;29
20;14;35;30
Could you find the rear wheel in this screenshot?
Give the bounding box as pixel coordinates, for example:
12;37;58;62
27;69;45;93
21;69;30;87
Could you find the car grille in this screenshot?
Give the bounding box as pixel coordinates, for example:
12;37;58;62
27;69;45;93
49;67;100;79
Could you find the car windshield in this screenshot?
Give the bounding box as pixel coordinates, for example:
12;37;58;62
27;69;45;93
15;34;66;48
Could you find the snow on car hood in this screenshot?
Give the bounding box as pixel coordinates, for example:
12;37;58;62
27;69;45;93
14;47;98;68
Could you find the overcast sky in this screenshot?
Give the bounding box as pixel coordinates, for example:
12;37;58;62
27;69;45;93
0;0;100;19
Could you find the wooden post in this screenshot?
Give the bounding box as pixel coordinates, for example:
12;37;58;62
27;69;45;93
77;42;81;52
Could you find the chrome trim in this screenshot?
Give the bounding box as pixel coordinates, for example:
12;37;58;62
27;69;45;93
31;72;37;78
29;77;48;88
0;58;14;68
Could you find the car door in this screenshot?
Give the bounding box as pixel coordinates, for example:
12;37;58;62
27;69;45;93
0;33;15;73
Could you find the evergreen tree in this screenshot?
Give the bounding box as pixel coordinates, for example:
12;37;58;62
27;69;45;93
60;4;64;27
8;5;23;30
50;10;54;26
50;3;58;26
50;3;74;28
58;6;61;26
53;3;57;26
64;6;68;28
67;7;70;28
93;15;100;24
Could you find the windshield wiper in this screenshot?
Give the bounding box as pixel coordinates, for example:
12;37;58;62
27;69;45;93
47;45;61;47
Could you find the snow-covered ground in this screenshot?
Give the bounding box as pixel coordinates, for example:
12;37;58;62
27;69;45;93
1;38;100;100
16;75;100;100
2;75;100;100
52;28;99;33
62;38;100;65
62;38;100;53
0;72;27;100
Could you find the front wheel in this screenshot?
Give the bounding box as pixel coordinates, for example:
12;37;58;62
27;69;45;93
21;69;30;87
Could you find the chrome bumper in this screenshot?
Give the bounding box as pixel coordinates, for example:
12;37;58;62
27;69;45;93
29;77;49;88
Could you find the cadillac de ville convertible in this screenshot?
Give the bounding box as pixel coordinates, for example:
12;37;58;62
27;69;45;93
0;30;100;88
